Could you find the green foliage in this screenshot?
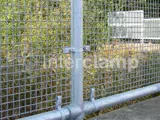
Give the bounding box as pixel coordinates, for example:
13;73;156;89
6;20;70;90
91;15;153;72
0;0;71;118
0;0;160;119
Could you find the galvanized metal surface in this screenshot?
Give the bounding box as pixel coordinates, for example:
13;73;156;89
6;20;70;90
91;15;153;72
71;0;84;119
63;46;90;54
19;83;160;120
0;0;160;120
0;0;71;119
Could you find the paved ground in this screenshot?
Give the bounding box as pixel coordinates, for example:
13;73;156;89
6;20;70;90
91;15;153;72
90;96;160;120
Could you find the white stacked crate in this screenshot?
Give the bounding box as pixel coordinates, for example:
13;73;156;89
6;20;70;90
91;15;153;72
143;19;160;40
108;10;144;39
108;10;160;40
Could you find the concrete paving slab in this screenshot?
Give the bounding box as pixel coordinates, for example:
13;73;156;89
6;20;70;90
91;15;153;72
90;97;160;120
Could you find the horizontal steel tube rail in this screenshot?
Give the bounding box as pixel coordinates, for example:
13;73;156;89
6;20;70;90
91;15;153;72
19;83;160;120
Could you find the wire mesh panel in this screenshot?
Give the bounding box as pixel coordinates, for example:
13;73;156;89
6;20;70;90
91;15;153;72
83;0;160;101
144;19;160;39
108;10;144;39
0;0;71;119
1;0;160;119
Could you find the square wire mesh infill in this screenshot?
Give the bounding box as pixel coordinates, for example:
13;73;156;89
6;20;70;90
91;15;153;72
108;11;160;40
1;0;160;119
0;0;71;119
108;10;144;39
83;0;160;101
144;19;160;39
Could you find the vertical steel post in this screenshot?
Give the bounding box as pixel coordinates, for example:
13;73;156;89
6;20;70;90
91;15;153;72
71;0;84;119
